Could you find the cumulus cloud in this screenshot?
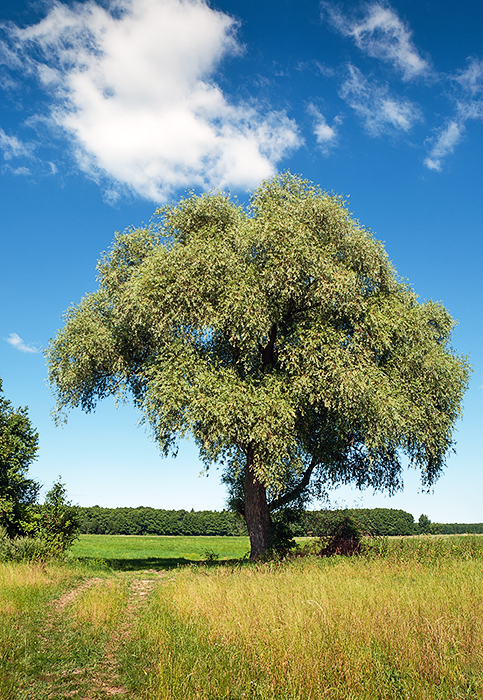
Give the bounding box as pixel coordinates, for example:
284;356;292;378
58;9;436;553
322;2;430;80
5;333;39;354
339;64;422;135
2;0;301;201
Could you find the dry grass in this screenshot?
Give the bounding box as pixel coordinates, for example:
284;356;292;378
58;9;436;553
71;578;128;631
2;539;483;699
135;556;483;699
0;561;72;619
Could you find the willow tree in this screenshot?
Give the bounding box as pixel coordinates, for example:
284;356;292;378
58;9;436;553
47;173;469;558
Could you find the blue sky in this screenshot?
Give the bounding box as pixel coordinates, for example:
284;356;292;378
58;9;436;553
0;0;482;522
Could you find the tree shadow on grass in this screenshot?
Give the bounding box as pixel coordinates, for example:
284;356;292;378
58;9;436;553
75;556;247;571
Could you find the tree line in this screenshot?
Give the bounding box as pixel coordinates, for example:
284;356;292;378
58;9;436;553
438;523;483;534
417;513;483;535
303;509;483;537
77;506;480;538
304;508;417;537
78;506;246;536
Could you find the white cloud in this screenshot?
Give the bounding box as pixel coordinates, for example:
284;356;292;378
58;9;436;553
5;333;39;354
322;2;430;80
456;100;483;122
307;104;340;153
339;64;422;136
454;59;483;122
454;58;483;97
3;0;301;201
0;128;33;161
8;165;32;176
424;121;464;172
424;59;483;171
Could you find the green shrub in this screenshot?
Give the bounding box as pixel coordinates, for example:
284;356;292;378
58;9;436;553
0;526;53;562
0;479;80;562
29;479;80;555
301;511;365;557
0;378;40;537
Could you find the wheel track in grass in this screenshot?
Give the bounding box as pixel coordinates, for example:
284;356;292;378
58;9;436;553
84;571;165;698
29;571;165;699
80;571;164;699
52;577;105;612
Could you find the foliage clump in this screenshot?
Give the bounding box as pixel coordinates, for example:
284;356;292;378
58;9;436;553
0;526;53;563
0;479;80;563
299;510;366;557
0;378;39;537
0;376;79;561
28;480;80;556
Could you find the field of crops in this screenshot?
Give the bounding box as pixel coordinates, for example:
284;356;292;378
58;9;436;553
1;534;483;699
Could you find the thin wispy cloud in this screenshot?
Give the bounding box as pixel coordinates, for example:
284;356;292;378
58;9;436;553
1;0;301;202
339;64;422;136
0;128;33;161
454;59;483;122
5;333;39;354
320;3;483;171
322;2;430;81
454;58;483;97
307;104;340;153
0;127;56;177
424;121;464;172
424;58;483;171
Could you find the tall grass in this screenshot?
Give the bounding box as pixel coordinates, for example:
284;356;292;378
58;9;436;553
127;550;483;699
363;533;483;562
0;562;77;699
70;578;128;631
0;560;119;699
2;536;483;699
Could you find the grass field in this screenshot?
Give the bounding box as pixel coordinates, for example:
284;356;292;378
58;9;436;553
70;534;251;569
2;535;483;699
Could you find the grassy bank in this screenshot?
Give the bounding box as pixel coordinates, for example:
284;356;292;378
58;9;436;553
1;536;483;698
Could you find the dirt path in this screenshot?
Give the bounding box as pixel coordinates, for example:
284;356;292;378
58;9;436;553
42;571;165;699
53;577;104;612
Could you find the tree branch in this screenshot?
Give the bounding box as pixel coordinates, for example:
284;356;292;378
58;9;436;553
259;323;278;371
268;457;317;511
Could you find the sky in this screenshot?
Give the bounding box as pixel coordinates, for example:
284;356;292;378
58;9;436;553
0;0;482;523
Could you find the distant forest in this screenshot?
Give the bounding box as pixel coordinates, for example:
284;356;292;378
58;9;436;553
78;507;246;537
77;506;483;538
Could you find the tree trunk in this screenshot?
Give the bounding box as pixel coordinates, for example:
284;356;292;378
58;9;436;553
244;450;271;559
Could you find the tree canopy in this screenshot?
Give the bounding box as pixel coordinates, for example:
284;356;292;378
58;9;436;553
47;172;470;557
0;378;39;537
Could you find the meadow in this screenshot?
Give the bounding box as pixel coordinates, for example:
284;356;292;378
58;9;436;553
70;534;251;569
1;535;483;699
